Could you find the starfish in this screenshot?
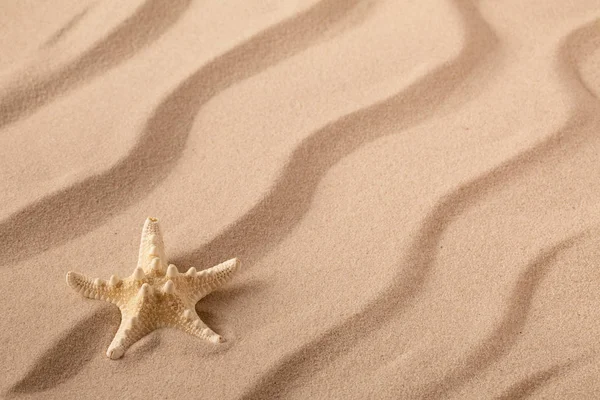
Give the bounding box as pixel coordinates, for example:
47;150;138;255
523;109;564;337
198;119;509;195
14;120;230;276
66;217;240;359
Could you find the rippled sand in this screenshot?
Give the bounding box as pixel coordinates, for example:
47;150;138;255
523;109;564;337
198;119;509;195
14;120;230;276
1;0;600;398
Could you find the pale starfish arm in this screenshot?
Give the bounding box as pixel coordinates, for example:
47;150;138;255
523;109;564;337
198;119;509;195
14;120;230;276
137;217;167;273
66;271;123;305
106;313;155;359
187;258;241;302
106;317;134;360
106;283;157;359
176;312;224;344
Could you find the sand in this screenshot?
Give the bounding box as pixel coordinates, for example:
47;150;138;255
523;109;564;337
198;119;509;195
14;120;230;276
1;0;600;398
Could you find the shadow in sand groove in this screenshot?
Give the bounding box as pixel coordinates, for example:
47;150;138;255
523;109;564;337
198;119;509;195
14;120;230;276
7;306;118;395
0;0;372;269
171;0;499;271
4;0;374;392
420;233;588;398
0;0;193;129
494;358;588;400
41;5;95;48
240;14;600;399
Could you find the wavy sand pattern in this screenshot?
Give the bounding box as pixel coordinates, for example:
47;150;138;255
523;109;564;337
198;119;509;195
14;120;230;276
2;0;600;398
0;0;371;269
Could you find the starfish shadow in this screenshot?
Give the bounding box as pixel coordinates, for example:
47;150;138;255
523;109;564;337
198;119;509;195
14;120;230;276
122;334;162;362
195;279;269;346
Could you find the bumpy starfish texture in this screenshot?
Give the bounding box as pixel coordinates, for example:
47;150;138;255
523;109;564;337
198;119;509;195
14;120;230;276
66;217;240;359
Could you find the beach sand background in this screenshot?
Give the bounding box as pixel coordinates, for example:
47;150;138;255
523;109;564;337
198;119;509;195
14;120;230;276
1;0;600;398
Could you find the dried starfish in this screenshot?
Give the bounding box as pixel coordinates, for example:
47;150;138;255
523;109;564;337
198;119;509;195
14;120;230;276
66;217;240;359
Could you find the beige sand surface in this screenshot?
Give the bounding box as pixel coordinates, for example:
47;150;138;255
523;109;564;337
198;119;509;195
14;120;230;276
1;0;600;398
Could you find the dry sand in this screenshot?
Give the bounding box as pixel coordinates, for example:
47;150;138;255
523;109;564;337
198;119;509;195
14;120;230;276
1;0;600;398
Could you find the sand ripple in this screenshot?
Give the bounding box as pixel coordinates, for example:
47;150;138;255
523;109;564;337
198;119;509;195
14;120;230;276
2;0;600;398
